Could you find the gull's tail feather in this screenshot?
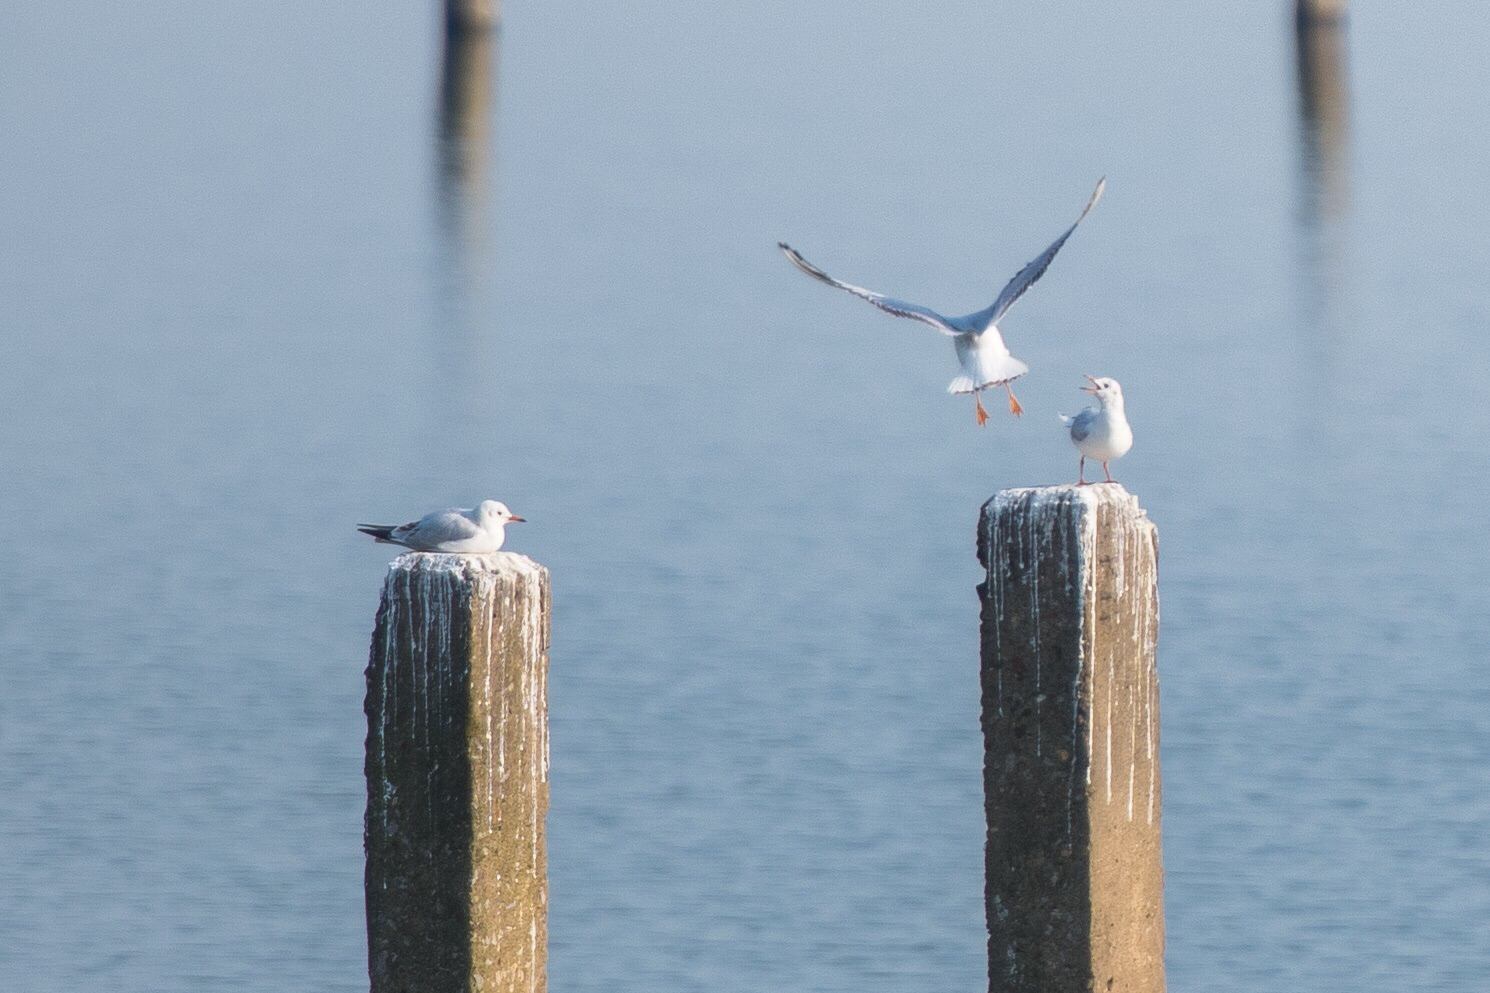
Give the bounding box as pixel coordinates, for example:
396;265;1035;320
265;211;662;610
948;355;1029;394
357;525;398;544
991;355;1031;384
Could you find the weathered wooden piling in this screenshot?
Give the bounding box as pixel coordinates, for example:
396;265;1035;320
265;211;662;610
977;485;1163;993
365;552;550;993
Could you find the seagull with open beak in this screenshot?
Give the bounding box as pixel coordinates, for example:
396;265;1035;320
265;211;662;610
1060;375;1132;484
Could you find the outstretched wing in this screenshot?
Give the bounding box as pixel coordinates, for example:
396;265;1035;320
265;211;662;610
970;177;1105;331
779;243;959;336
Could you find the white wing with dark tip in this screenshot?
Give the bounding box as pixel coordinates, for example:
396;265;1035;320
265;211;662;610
778;243;962;336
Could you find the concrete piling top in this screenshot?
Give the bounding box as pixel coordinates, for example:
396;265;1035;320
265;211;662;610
384;550;546;582
982;481;1149;517
978;483;1154;575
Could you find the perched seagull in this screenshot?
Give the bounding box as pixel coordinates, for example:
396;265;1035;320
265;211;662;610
357;500;525;553
779;178;1105;425
1060;376;1132;485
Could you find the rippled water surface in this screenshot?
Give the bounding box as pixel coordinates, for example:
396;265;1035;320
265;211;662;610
3;2;1488;990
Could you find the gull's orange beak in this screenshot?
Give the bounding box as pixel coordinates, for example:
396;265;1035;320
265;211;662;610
1081;374;1101;394
509;515;526;523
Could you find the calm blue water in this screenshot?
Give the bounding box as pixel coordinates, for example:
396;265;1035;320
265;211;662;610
3;2;1488;990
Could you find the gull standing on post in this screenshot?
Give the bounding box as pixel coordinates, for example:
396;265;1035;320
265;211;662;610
778;178;1105;425
1060;376;1132;485
357;500;525;553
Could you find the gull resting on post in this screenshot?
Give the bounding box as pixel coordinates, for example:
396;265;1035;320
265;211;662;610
357;500;525;553
1060;376;1132;485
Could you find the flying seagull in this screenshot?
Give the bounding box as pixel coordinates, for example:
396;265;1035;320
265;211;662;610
1060;376;1132;485
779;177;1105;425
357;500;525;553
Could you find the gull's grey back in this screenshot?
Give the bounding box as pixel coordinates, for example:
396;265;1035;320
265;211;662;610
410;507;483;546
1065;407;1099;442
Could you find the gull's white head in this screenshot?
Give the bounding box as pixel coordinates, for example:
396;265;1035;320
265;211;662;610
477;500;525;526
1081;375;1124;405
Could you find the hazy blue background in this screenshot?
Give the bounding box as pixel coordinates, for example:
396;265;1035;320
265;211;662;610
2;1;1488;990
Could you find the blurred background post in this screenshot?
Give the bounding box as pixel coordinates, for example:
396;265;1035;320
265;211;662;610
446;0;499;33
1296;0;1347;25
